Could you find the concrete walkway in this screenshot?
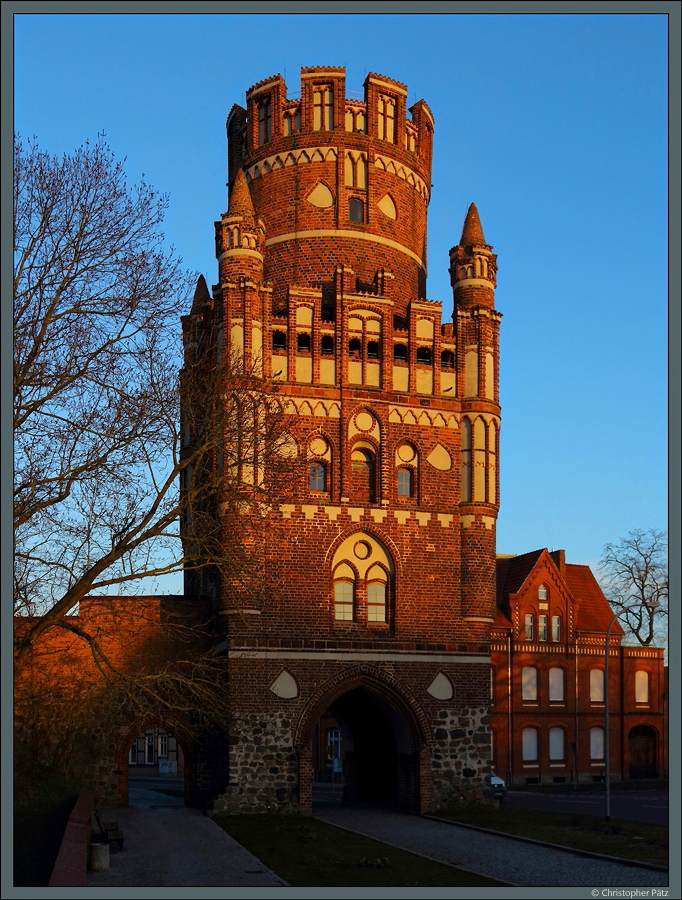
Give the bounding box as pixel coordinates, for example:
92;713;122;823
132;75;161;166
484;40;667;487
315;806;670;888
86;806;286;888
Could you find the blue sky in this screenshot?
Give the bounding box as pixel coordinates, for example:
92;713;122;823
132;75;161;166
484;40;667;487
13;10;668;579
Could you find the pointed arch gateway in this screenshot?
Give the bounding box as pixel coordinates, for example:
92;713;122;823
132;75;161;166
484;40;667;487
295;665;433;814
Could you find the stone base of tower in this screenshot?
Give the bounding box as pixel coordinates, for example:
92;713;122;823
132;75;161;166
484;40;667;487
207;656;492;816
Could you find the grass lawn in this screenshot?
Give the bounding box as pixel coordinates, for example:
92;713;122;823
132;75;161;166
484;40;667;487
432;804;668;866
214;814;506;887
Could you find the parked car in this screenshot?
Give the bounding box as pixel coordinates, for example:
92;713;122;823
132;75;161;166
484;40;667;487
489;770;507;800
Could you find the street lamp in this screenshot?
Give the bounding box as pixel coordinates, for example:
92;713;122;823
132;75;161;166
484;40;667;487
603;600;660;819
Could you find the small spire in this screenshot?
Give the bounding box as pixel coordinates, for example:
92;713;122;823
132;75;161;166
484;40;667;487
191;274;211;313
228;168;255;218
460;202;486;246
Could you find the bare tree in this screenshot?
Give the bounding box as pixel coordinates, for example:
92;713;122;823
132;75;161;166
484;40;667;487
13;134;294;669
599;528;668;647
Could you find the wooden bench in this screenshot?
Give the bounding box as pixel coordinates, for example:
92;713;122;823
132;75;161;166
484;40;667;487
95;813;124;852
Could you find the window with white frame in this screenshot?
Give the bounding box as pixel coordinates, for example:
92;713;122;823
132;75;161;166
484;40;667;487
333;563;355;621
538;614;548;641
549;727;565;760
366;564;388;623
158;732;168;758
522;727;538;761
590;668;605;703
524;613;534;641
522;666;538;701
551;615;561;642
549;667;565;702
327;728;341;761
590;726;605;760
635;670;650;704
538;584;547;602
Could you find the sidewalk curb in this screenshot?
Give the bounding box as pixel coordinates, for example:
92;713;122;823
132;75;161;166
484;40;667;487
424;815;669;873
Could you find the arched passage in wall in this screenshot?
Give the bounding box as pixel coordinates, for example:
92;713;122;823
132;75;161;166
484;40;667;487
628;725;657;779
295;666;432;815
114;718;197;808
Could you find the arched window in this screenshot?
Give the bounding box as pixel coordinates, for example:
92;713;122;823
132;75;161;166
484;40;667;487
549;667;565;702
348;198;364;222
551;615;561;642
351;447;376;504
441;350;454;368
524;613;534;641
297;333;311;352
309;462;327;492
522;727;538;761
635;670;650;704
416;346;432;365
590;669;605;703
538;584;548;602
348;337;362;358
549;727;565;761
367;340;380;359
393;343;407;362
522;666;538;701
321;335;334;354
333;563;355;621
590;727;605;760
397;467;414;498
367;564;388;623
377;94;396;142
272;331;286;352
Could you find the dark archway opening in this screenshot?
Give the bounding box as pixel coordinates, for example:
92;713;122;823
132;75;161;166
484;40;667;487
311;687;420;813
628;725;657;779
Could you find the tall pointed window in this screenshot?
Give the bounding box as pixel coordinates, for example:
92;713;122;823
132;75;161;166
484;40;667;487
367;564;388;623
351;447;376;503
314;85;334;131
333;563;355;621
461;418;472;502
377;94;396;142
258;97;272;145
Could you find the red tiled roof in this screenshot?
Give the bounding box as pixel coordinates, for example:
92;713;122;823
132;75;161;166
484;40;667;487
564;564;623;635
496;550;544;606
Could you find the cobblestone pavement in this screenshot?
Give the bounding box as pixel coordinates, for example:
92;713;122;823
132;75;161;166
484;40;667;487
85;805;286;888
314;806;670;888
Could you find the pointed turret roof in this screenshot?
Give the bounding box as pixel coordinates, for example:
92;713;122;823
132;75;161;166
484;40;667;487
228;168;255;218
460;202;486;246
190;274;211;314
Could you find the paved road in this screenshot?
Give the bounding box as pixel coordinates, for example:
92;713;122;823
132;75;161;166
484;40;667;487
503;790;669;826
85;783;286;888
315;806;669;888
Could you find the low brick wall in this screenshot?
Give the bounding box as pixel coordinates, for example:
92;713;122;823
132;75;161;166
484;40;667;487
48;792;94;887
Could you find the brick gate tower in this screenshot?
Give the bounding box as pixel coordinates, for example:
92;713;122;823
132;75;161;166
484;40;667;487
182;67;501;814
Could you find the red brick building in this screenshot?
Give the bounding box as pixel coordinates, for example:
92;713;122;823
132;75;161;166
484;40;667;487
182;66;502;814
491;549;666;785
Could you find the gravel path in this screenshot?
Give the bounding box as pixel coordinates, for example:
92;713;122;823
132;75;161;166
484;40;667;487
85;806;286;887
315;806;669;888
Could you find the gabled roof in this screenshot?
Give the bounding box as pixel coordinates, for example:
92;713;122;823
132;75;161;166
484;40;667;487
495;550;623;637
496;550;544;607
564;564;623;636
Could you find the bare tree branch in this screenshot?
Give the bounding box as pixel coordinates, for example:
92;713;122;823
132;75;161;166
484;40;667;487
599;528;668;647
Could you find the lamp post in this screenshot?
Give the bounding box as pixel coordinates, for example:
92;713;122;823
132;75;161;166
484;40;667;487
603;600;660;819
